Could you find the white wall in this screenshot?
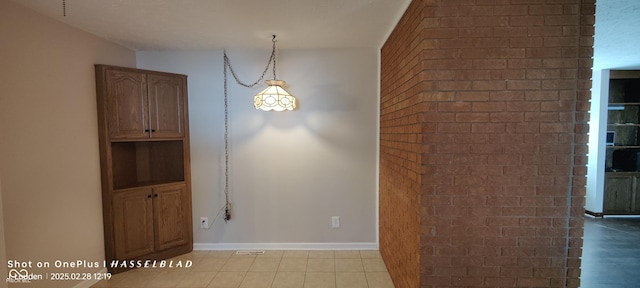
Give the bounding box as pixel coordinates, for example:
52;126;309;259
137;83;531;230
585;70;609;213
137;48;378;247
0;0;135;286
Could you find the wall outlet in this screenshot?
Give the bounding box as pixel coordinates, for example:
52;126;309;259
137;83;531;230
331;216;340;228
200;217;209;229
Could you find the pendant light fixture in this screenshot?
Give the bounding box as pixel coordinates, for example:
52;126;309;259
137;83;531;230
253;36;297;111
220;35;297;222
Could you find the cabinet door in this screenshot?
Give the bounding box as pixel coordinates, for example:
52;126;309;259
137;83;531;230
632;176;640;214
604;175;633;213
148;74;186;138
112;188;155;259
153;184;190;251
106;70;150;139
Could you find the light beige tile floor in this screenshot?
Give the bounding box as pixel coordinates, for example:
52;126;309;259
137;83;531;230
92;250;394;288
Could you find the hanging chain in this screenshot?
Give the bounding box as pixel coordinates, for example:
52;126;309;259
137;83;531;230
62;0;66;17
224;35;277;88
223;54;231;222
272;36;277;80
221;35;278;222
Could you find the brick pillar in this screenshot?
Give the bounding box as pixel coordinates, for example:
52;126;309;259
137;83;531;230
379;1;426;287
379;1;594;287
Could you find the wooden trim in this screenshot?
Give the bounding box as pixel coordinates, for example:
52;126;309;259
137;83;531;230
584;210;604;218
610;70;640;79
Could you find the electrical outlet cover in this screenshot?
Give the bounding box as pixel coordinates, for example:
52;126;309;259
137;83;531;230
200;217;209;229
331;216;340;228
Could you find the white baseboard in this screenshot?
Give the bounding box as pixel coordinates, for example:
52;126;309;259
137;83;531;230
193;242;378;251
72;268;108;288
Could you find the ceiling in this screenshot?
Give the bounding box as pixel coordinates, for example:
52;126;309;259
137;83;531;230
12;0;640;70
13;0;412;51
593;0;640;70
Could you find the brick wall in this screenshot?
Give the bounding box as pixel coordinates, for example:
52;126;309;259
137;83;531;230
379;1;594;287
379;1;425;287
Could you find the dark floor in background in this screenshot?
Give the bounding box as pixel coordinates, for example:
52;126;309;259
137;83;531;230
581;216;640;288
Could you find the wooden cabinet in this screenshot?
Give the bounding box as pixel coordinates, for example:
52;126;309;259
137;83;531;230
104;68;186;139
113;184;189;259
604;173;640;214
112;188;155;259
602;70;640;215
96;65;192;273
153;184;190;250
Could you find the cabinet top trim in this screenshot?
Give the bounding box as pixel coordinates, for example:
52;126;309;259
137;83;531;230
95;64;188;78
610;70;640;79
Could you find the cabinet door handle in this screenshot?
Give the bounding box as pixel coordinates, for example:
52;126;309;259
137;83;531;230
154;194;158;198
144;129;156;132
147;194;152;198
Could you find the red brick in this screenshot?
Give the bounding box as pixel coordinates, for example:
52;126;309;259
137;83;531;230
490;91;524;101
518;257;552;267
438;123;471;133
459;27;493;38
472;102;506;112
543;58;578;68
545;15;579;26
470;206;503;217
451;276;483;286
501;266;533;277
534;246;567;257
529;5;563;15
494;27;528;37
528;26;563;37
508;59;543;68
472;38;510;48
486;216;519;226
438;81;472;91
485;256;518;266
502;247;535;257
423;276;451;286
502;207;535;217
455;113;490;123
472;80;507;90
509;16;545;26
485;277;517;286
471;123;506;133
487;196;520;206
503;227;536;237
517;277;550;287
434;266;466;276
438;102;471;112
381;1;592;287
490;112;525;122
422;28;459;39
468;246;501;256
519;217;552;227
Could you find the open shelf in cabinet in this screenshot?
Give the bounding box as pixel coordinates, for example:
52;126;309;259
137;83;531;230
111;140;185;189
607;79;640;148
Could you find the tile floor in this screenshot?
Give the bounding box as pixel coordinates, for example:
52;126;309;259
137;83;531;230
90;217;640;287
581;216;640;288
91;217;640;288
91;250;395;288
